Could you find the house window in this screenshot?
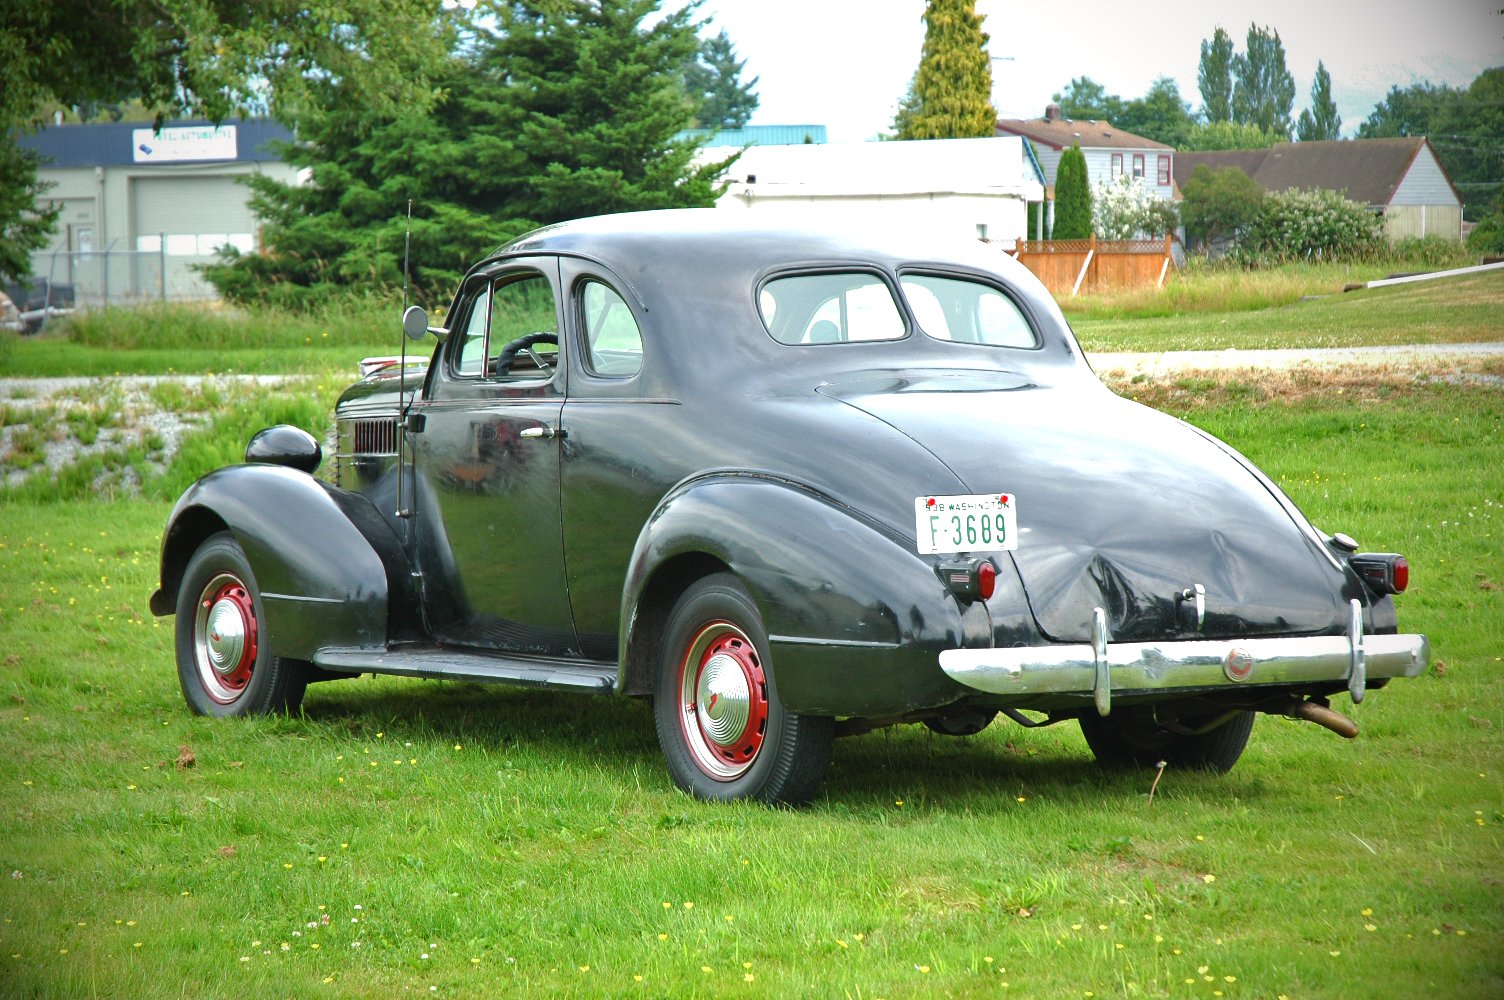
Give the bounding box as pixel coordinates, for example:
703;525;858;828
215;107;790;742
1132;154;1145;179
1157;155;1170;186
1111;153;1123;178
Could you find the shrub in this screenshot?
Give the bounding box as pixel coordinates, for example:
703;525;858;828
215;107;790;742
1179;164;1264;252
1236;187;1385;265
1091;176;1179;239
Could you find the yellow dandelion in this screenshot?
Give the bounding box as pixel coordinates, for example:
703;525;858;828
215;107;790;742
683;901;693;910
633;974;643;982
1202;874;1216;884
700;965;712;973
744;973;755;982
657;933;667;941
578;965;589;972
1225;975;1236;983
1365;924;1377;932
837;940;848;948
1361;907;1373;916
917;964;931;973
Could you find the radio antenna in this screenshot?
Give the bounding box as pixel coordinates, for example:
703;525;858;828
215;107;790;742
396;199;414;520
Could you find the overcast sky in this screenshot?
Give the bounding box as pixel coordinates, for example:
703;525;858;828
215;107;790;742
694;0;1503;142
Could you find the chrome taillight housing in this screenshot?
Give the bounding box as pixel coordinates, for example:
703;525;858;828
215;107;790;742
1350;553;1409;595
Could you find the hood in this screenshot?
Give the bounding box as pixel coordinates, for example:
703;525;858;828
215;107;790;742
819;370;1343;642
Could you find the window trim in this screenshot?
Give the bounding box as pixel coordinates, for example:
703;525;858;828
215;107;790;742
1111;153;1123;178
1157;154;1171;186
1132;153;1145;179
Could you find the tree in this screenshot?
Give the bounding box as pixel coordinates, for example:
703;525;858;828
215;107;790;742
1180;120;1285;151
205;0;727;308
1296;61;1341;141
1361;68;1504;220
1231;24;1295;137
1053;145;1092;239
0;0;449;282
893;0;996;139
1198;26;1236;123
685;29;759;129
0;143;58;284
1052;76;1123;123
1178;164;1264;251
1116;77;1196;148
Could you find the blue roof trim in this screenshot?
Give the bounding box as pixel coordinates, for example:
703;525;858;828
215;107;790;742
677;124;828;147
16;119;294;168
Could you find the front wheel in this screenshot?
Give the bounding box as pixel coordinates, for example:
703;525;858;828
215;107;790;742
1079;708;1254;773
653;574;833;805
175;532;309;717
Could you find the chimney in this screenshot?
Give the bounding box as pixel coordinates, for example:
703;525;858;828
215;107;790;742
1044;103;1062;122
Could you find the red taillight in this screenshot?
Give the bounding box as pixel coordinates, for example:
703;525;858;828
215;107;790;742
977;560;997;601
1351;553;1409;596
937;557;998;603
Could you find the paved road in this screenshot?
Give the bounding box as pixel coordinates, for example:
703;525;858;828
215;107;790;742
1088;341;1504;375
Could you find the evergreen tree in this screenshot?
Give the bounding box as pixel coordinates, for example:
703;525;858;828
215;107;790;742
1053;145;1092;239
205;0;726;308
1197;26;1235;123
894;0;996;139
1295;61;1341;141
684;29;759;129
1231;23;1295;137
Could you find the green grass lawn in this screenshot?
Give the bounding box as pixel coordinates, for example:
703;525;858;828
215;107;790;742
1;378;1499;997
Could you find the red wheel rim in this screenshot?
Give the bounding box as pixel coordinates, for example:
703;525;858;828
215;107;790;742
676;621;769;781
192;572;259;704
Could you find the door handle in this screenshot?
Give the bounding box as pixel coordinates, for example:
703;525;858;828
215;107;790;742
520;425;565;440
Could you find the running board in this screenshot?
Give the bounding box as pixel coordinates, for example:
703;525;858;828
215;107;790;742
314;646;617;694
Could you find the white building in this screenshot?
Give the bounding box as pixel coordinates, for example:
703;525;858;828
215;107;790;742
709;136;1047;245
17;120;299;303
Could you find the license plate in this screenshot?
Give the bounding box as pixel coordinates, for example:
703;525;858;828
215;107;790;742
915;493;1018;554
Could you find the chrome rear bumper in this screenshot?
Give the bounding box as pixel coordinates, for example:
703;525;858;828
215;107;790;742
939;601;1429;716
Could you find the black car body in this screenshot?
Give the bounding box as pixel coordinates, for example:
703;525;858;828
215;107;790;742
151;210;1428;803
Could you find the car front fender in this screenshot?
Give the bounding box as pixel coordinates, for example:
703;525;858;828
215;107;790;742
151;464;400;660
619;474;993;716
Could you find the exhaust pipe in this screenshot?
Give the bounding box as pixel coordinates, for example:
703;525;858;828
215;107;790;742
1285;699;1359;739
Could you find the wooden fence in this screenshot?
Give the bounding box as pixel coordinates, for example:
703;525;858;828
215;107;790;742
1009;234;1175;296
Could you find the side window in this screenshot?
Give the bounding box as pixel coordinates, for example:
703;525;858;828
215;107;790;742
900;274;1038;349
455;285;491;376
758;272;906;345
487;273;559;379
579;280;643;377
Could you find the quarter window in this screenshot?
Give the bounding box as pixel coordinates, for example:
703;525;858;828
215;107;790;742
900;274;1037;349
759;272;906;345
455;284;491;375
579;280;643;377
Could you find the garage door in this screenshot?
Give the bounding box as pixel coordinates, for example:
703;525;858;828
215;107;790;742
132;175;257;299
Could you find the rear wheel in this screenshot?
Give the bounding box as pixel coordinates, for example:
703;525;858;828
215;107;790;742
1079;708;1254;773
175;532;309;717
653;574;833;805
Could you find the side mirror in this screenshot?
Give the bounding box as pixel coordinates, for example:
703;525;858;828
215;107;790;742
402;305;429;341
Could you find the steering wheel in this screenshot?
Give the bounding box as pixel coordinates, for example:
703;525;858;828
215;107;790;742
494;331;558;376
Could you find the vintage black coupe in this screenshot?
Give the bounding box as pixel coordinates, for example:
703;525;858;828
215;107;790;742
151;210;1428;804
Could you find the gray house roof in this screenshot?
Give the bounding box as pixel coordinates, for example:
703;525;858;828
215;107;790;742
1174;137;1460;208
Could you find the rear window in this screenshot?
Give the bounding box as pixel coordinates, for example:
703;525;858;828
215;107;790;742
758;272;906;345
900;273;1038;348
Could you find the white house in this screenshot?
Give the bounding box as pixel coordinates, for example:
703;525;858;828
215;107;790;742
709;136;1047;245
995;105;1175;237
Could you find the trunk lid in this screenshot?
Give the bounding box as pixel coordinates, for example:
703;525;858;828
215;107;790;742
818;370;1342;642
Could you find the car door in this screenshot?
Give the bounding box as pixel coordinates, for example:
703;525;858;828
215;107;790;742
407;257;578;655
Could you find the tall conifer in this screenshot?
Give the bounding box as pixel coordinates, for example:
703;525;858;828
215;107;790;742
894;0;996;139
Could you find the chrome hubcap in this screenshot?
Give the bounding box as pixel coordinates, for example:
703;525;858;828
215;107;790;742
696;652;752;747
193;573;258;704
678;621;769;781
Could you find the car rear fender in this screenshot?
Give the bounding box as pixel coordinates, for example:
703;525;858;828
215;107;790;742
150;464;412;659
618;474;995;716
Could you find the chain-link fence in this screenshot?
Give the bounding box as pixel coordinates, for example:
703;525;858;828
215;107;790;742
29;240;223;316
